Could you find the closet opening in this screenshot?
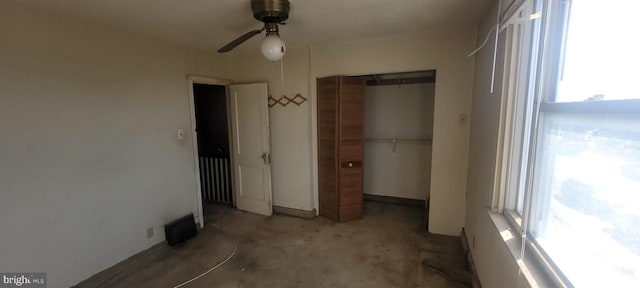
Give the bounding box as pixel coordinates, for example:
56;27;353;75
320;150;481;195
317;71;436;225
361;70;436;224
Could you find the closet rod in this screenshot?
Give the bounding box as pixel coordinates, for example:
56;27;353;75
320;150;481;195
365;137;432;144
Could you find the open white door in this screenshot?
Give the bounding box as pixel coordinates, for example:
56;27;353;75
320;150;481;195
229;83;272;216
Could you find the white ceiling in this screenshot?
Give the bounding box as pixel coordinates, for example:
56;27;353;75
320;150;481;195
22;0;492;52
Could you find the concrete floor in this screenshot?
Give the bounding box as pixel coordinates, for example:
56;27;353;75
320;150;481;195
78;201;473;288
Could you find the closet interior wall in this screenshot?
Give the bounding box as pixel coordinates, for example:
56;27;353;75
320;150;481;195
363;82;435;201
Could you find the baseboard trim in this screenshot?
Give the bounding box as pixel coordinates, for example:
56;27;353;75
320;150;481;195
363;194;425;207
273;206;316;219
461;228;483;288
73;241;169;287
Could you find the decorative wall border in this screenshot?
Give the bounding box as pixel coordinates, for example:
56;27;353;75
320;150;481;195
268;94;307;107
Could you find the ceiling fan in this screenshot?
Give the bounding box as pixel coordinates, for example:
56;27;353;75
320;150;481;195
217;0;290;61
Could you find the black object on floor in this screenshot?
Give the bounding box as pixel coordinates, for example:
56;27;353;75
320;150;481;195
164;213;198;246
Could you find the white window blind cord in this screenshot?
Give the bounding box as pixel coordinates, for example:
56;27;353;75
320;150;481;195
467;0;502;93
489;0;503;94
467;0;540;94
281;56;286;96
467;24;499;58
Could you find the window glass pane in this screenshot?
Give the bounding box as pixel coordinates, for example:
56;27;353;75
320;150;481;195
556;0;640;102
530;112;640;287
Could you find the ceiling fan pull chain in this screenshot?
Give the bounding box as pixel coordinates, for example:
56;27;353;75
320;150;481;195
281;57;285;96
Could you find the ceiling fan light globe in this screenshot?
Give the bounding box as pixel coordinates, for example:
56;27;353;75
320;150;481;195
261;34;285;61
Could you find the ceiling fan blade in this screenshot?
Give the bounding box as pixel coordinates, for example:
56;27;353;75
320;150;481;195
217;29;263;53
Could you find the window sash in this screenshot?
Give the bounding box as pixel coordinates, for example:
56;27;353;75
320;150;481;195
499;0;542;222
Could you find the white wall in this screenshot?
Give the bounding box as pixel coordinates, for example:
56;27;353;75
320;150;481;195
310;28;477;235
464;0;531;287
230;28;477;235
363;83;434;200
0;0;497;285
230;48;314;212
0;2;230;287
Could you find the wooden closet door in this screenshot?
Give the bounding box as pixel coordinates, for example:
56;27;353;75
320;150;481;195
317;76;365;222
338;77;365;222
317;77;339;221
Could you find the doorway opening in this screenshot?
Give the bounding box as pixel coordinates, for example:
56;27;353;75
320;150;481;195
361;70;436;224
192;82;233;223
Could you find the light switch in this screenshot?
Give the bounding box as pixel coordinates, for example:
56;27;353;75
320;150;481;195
177;129;185;140
458;114;468;125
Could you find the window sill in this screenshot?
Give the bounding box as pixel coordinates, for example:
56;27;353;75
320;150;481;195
487;210;561;288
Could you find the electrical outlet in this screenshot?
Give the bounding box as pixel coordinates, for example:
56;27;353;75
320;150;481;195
146;227;154;239
472;235;476;250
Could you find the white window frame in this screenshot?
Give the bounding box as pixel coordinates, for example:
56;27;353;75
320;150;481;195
494;0;577;286
496;0;640;286
495;0;543;232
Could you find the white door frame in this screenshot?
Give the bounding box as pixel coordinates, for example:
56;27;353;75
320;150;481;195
187;75;232;228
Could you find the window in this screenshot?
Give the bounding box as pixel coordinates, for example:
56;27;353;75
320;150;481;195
499;0;640;286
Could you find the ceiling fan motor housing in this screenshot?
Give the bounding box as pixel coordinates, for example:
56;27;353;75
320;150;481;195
217;0;290;53
251;0;290;23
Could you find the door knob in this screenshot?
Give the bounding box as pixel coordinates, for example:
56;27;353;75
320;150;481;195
261;153;271;164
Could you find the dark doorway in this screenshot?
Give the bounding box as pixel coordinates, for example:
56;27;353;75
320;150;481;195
193;83;233;205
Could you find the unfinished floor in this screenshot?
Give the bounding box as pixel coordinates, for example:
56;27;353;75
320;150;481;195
77;201;473;288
